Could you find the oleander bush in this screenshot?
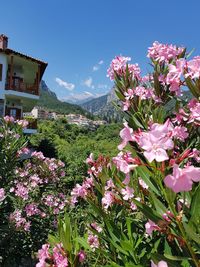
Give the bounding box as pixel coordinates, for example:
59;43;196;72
37;41;200;267
0;117;68;266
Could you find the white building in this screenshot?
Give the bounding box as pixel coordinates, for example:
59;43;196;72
31;106;48;120
0;34;47;133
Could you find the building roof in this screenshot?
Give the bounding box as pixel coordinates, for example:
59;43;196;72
0;47;48;78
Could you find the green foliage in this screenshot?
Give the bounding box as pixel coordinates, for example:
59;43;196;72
29;120;121;187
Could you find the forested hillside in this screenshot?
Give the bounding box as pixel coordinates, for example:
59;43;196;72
37;81;93;117
29;120;121;186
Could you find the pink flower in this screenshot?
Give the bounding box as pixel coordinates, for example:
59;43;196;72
118;122;135;150
113;152;137;174
130;202;137;211
102;191;115;210
121;186;134;200
139;178;149;189
4;115;15;123
10;209;31;231
16;119;29;128
0;188;5;202
122;173;130;185
190;149;200;162
71;184;88;199
31;151;45;160
86;153;94;165
14;183;29;200
87;234;99;250
147;41;184;63
53;244;68;267
78;250;86;263
188;98;198;109
91;222;103;233
172;126;188;141
25;203;40;217
189;101;200;124
151;260;168;267
123;99;131;111
164;164;200;193
166;59;186;95
185;56;200;79
145;220;159;235
105;179;115;190
17;147;30;156
134;86;155;100
107;56;140;80
139;121;174;162
36;244;50;267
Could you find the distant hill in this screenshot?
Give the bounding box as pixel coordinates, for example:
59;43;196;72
80;87;122;122
80;87;194;122
62;95;96;105
37;80;93;117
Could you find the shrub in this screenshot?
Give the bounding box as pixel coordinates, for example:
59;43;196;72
0;117;68;266
39;41;200;267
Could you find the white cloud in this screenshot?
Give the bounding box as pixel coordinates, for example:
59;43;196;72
55;77;75;91
92;59;104;71
60;91;107;102
92;65;99;72
83;77;93;88
84;91;93;96
61;92;94;102
97;84;108;89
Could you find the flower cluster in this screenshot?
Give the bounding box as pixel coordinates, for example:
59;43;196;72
36;243;69;267
42;193;68;214
107;55;141;80
6;150;67;231
147;41;184;63
10;209;31;231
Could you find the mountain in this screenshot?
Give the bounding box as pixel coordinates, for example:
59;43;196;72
80;87;194;122
80;87;122;122
62;96;95;105
36;81;93;117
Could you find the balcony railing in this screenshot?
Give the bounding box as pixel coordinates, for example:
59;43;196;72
5;76;39;96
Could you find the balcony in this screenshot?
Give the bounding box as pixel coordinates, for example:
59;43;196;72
5;76;39;96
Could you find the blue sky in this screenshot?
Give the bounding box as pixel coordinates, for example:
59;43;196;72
1;0;200;102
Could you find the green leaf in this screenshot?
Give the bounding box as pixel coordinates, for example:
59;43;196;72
136;166;160;196
60;215;72;253
133;199;161;223
130;114;144;129
75;237;91;250
190;184;200;221
126;217;134;243
185;77;199;98
153;72;161;96
48;234;60;246
151;253;181;267
183;223;200;244
115;89;124;101
186;48;195;59
164;254;191;261
151;192;167;214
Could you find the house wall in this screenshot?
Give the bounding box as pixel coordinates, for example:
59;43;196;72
31;107;38;118
0;53;8;99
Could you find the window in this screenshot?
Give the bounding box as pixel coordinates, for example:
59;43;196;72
0;64;2;81
10;109;17;118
